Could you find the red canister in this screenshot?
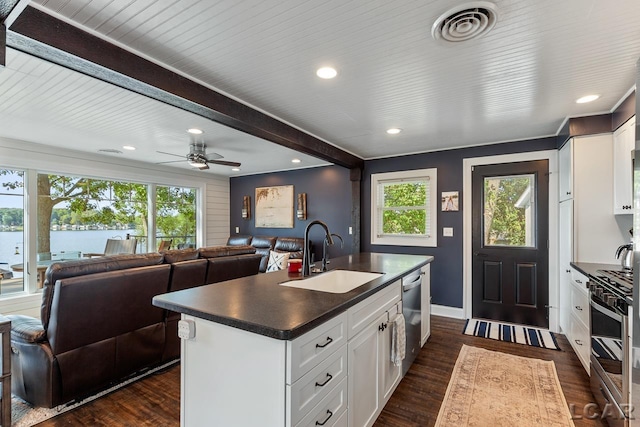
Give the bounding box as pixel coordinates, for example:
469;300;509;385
287;259;302;273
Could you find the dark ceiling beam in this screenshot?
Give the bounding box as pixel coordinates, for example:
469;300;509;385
0;0;22;67
0;0;21;21
7;5;363;170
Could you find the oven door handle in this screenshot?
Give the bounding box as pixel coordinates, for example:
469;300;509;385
590;297;624;322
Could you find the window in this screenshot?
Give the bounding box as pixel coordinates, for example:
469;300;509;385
37;174;149;258
483;174;535;247
156;186;197;250
371;168;437;247
0;169;25;294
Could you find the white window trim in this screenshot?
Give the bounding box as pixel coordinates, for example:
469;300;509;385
370;168;437;247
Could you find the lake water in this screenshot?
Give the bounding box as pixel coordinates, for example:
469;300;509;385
0;229;138;267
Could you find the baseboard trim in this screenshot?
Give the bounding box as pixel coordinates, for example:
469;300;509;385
431;304;464;319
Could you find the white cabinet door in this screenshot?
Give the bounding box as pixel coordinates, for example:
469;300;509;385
380;311;402;404
347;312;384;427
559;139;573;202
613;116;635;214
558;199;573;334
421;263;431;346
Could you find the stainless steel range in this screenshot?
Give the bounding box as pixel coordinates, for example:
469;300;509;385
590;270;632;427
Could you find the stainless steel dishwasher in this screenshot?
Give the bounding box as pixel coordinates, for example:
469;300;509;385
401;268;422;375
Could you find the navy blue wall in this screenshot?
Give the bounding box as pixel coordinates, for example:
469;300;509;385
229;166;353;259
230;136;556;308
362;137;557;308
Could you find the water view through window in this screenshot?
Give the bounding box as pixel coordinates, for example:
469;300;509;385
0;169;197;294
0;169;25;294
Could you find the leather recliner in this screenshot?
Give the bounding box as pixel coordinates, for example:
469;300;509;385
9;253;168;408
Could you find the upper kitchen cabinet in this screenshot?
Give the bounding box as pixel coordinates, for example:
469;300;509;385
559;140;573;202
613;116;635;214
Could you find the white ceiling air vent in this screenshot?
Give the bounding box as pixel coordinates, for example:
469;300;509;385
432;2;498;43
98;149;123;154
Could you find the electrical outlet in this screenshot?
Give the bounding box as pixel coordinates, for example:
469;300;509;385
235;227;239;233
178;319;196;340
443;227;454;237
349;226;353;235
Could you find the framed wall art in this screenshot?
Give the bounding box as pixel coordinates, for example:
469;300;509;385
441;191;459;212
255;185;294;228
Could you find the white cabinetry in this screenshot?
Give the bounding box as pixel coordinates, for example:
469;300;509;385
421;263;431;346
348;282;402;427
559;140;573;202
568;268;590;371
613;116;635;214
558;133;619;373
558;199;573;334
180;279;406;427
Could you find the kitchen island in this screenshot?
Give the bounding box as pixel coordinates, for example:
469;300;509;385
153;252;433;427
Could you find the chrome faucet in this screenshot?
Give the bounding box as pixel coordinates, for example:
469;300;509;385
321;233;343;272
303;220;333;276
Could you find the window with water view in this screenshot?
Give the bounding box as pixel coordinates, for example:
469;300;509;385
0;169;197;294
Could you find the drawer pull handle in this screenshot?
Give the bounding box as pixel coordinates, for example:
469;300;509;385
575;280;582;284
316;410;333;426
575;339;583;346
315;373;333;387
316;337;333;349
575;305;582;311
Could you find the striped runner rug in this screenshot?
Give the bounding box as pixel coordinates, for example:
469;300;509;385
463;319;560;350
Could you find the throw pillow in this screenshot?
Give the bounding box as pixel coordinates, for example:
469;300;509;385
266;250;290;273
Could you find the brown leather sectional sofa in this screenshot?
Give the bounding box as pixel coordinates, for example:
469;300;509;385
227;235;307;272
8;245;261;408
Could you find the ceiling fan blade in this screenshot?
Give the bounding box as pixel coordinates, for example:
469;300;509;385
205;152;224;161
156;160;186;164
156;150;185;158
208;160;241;167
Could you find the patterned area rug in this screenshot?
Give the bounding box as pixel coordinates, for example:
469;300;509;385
11;360;178;427
435;345;575;427
463;319;560;350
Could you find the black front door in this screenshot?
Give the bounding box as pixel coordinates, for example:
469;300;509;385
471;160;549;327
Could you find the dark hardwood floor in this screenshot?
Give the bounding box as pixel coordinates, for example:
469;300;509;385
374;316;605;427
37;316;604;426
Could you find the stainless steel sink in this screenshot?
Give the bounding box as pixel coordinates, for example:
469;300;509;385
279;270;383;293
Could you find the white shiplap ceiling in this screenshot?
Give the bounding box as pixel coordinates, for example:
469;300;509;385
3;0;640;174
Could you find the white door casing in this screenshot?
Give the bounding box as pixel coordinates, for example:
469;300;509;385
462;150;559;332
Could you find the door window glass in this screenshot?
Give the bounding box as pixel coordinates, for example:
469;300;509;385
483;174;535;247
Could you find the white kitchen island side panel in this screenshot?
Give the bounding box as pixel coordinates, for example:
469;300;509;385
181;314;287;427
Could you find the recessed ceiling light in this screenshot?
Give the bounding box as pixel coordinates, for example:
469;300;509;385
292;158;301;164
386;128;402;135
576;95;600;104
187;128;204;135
316;67;337;79
231;167;241;172
122;145;136;151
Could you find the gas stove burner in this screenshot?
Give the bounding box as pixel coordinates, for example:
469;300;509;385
598;269;633;287
593;269;633;299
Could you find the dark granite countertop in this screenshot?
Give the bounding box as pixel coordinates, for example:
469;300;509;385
153;252;433;340
570;261;625;278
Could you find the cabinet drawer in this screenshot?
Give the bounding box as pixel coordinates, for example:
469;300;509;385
347;281;401;340
295;377;348;427
570;283;589;328
287;312;347;384
569;314;590;373
570;268;588;289
287;345;347;426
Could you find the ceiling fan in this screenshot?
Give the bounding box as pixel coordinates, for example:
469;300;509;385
157;142;241;170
